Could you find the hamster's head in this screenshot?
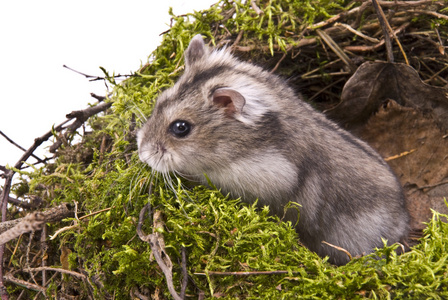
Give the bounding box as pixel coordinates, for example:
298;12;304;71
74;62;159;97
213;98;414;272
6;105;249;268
137;35;277;177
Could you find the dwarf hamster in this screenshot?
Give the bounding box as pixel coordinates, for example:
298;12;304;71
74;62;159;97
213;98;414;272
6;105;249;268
137;35;409;265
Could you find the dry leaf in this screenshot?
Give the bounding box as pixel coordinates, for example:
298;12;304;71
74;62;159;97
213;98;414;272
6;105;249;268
358;100;448;229
327;61;448;131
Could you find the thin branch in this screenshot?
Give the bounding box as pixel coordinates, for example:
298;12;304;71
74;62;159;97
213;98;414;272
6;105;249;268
24;267;87;280
344;22;411;52
270;52;287;74
384;149;416;161
148;234;181;300
5;193;42;210
334;22;380;43
79;206;114;220
309;78;345;101
40;226;47;287
131;287;149;300
0;203;73;244
0;131;45;164
316;29;357;72
180;247;188;299
90;93;106;102
411;10;448;20
137;193;182;300
49;101;112;153
195;270;300;276
50;206;113;240
4;273;46;293
418;180;448;190
250;0;263;15
0;212;45;246
322;241;352;261
63;65;133;82
231;30;244;50
378;0;445;7
308;1;370;29
372;0;394;62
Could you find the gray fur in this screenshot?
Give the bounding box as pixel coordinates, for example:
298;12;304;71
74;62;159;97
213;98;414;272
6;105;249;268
137;34;410;265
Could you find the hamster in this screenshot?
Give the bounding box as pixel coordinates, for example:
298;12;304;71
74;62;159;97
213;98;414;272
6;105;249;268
137;34;410;265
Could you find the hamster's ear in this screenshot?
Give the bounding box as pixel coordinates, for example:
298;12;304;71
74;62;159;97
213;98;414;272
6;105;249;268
185;34;208;68
212;88;246;117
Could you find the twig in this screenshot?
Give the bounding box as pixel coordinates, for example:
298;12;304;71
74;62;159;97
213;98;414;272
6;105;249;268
250;0;263;15
417;57;448;85
372;0;394;62
0;203;73;236
137;194;182;300
301;59;342;79
63;65;132;82
270;52;287;74
301;71;351;79
418;180;448;190
434;27;445;53
378;0;445;7
0;166;7;175
79;206;114;221
334;22;380;43
195;270;295;276
344;22;410;52
231;30;244;50
40;226;47;287
49;224;79;241
23;267;87;280
50;206;113;240
131;287;149;300
8;235;23;268
0;213;43;245
0;131;45;164
49;101;112;153
384;149;416;161
412;10;448;20
90;93;107;102
4;273;46;293
308;1;370;29
316;29;357;72
322;241;352;261
148;233;181;300
373;0;410;64
180;247;188;299
0;192;42;210
309;78;345;101
308;0;443;31
424;64;448;84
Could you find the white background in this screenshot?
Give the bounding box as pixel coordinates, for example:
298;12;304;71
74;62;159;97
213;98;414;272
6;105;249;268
0;0;216;168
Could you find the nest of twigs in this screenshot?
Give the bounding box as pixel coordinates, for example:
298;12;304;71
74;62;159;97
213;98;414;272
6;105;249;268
215;0;447;108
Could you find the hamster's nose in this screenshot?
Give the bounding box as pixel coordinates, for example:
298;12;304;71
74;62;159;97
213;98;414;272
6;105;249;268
156;142;167;154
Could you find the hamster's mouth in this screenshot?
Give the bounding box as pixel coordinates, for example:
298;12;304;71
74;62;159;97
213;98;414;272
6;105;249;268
138;145;169;173
140;156;172;174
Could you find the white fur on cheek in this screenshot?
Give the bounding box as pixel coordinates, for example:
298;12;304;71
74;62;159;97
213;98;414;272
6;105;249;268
136;128;144;149
207;149;297;201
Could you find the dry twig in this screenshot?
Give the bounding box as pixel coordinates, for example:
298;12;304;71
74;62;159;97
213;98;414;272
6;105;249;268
137;191;183;300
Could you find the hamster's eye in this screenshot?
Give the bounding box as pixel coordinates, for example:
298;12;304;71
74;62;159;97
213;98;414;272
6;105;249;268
169;120;191;138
